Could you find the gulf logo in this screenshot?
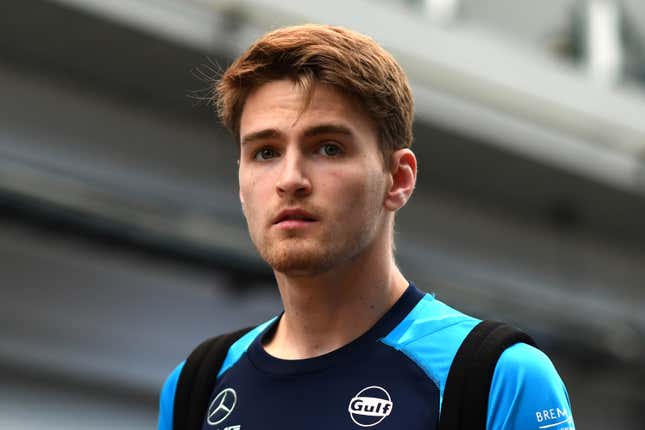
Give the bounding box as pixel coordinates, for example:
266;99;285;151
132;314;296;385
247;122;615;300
348;386;393;427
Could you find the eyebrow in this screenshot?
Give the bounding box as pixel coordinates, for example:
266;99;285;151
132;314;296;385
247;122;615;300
241;128;283;146
302;124;355;139
241;123;355;146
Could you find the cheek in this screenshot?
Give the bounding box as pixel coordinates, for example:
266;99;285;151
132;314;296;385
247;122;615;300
325;169;384;215
240;171;279;227
240;166;263;198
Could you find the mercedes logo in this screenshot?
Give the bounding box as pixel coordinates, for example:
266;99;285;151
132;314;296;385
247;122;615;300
207;388;237;426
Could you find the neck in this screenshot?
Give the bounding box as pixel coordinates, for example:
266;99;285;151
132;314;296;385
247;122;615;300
263;233;409;360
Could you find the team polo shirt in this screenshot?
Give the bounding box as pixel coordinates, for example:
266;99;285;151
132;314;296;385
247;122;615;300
158;284;575;430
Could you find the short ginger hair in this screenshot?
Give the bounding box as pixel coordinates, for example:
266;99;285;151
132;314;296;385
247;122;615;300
215;24;414;156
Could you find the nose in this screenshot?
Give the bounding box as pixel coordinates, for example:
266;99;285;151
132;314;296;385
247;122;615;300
276;149;312;198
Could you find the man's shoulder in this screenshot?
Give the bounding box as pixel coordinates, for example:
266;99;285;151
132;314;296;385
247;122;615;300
380;293;481;394
383;293;481;352
156;318;276;430
380;293;564;389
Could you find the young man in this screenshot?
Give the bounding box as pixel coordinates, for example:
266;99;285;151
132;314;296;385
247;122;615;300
158;24;574;430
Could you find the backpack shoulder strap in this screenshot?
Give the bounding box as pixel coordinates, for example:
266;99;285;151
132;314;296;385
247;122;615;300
173;326;253;430
438;320;537;430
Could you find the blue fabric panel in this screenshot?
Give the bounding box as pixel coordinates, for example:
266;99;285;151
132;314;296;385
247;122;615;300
380;294;480;406
486;343;575;430
157;361;185;430
217;317;277;378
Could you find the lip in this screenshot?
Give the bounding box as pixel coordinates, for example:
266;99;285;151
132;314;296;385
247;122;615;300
272;208;318;227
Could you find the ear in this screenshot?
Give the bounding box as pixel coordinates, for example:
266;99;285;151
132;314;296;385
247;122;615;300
384;149;417;212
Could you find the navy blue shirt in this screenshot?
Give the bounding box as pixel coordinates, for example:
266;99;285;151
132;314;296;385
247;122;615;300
158;285;575;430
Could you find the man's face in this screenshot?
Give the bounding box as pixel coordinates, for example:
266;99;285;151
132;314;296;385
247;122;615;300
238;79;390;276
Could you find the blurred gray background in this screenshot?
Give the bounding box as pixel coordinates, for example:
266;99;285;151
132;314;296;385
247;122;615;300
1;0;644;428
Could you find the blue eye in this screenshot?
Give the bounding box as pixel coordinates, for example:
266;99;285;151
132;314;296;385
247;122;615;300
254;147;278;160
318;143;342;157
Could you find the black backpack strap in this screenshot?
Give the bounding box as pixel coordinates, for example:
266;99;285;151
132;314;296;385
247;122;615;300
438;320;537;430
173;326;253;430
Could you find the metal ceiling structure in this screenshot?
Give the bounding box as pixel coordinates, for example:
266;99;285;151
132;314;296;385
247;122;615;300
50;0;645;194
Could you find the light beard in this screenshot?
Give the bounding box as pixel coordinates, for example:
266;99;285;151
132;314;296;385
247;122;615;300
256;225;376;277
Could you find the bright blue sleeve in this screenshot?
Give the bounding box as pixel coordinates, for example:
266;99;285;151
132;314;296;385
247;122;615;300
486;343;575;430
157;361;185;430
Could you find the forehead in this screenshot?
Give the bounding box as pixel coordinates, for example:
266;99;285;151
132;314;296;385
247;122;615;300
239;79;378;141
